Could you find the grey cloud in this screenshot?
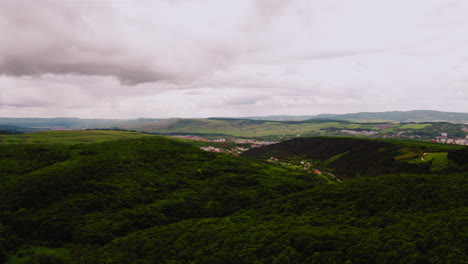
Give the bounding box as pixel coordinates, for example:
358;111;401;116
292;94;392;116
0;93;52;108
252;0;294;25
0;0;371;86
0;0;323;85
301;49;384;61
1;0;468;118
0;1;215;84
184;90;204;95
1;56;172;85
0;101;48;108
225;96;266;106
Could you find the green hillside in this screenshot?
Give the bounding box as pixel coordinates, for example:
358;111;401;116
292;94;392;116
82;173;467;264
125;118;370;137
0;130;157;145
0;136;322;263
1;116;466;141
0;134;466;263
243;137;467;179
117;118;467;141
121;118;369;138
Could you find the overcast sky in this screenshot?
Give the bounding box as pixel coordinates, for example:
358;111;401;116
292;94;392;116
1;0;467;118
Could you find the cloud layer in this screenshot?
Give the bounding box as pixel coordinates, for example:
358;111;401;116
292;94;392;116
1;0;467;118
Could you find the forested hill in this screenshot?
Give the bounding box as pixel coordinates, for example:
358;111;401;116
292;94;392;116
84;173;467;264
0;136;323;263
0;135;467;263
243;137;468;179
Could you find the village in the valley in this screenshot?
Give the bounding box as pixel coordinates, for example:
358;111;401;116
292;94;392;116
435;132;468;145
170;135;277;155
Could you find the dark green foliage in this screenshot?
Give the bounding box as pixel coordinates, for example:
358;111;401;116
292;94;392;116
404;122;466;138
1;135;466;264
25;254;69;264
0;137;320;247
0;130;17;135
243;137;465;179
0;144;70;184
0;224;16;263
81;173;467;264
448;148;468;165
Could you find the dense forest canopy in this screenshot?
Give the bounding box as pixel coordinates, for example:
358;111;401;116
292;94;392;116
0;133;466;263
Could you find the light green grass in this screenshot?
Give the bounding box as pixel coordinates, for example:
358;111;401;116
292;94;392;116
408;152;453;171
425;153;451;171
5;246;70;264
0;130;157;145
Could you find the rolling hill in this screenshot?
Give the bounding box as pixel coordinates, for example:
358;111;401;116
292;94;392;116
0;135;322;263
114;118;467;141
243;137;468;179
0;133;466;263
1;111;467;142
314;110;468;123
243;110;468;123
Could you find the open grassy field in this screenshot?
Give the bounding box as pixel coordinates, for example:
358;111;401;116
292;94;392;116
0;130;157;145
408;152;455;171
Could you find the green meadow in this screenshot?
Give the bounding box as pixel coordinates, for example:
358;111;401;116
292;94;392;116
408;152;455;171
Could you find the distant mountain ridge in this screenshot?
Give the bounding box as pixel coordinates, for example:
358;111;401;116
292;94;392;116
243;110;468;123
314;110;468;123
1;111;467;141
1;110;466;127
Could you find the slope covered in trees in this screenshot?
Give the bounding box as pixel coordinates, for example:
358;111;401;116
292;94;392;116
0;135;466;263
0;137;322;263
243;137;467;179
81;173;467;264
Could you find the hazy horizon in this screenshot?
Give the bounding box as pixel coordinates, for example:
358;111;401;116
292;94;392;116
0;109;467;120
1;0;468;118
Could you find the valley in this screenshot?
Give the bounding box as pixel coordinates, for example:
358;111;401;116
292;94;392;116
1;111;467;145
0;130;466;263
5;0;468;262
